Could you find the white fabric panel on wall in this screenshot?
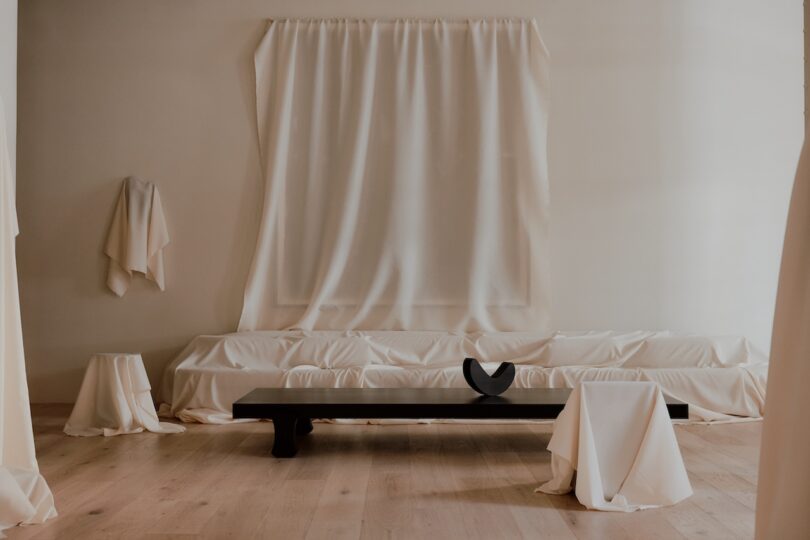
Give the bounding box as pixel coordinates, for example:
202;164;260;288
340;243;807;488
0;100;55;535
755;142;810;539
241;18;550;332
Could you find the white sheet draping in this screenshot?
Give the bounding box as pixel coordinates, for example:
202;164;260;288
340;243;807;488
159;330;767;423
756;142;810;538
0;468;54;535
65;354;185;437
0;100;56;536
537;382;693;511
240;18;550;332
105;176;169;296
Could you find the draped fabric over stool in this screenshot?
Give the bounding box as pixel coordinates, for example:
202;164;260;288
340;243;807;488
0;100;56;536
65;354;185;437
537;381;692;511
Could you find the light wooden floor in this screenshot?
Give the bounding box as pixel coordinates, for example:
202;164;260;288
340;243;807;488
8;405;761;540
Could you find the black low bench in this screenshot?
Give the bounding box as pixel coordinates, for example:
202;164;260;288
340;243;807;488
232;387;689;457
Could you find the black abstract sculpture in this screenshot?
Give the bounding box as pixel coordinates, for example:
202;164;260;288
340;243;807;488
462;357;516;396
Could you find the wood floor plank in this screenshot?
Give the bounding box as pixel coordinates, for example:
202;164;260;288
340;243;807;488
659;498;740;540
304;427;373;540
35;427;236;539
471;424;578;540
255;478;326;539
680;473;755;538
6;408;762;540
199;429;288;539
676;428;759;484
359;425;416;539
432;424;527;539
677;442;757;510
404;424;472;540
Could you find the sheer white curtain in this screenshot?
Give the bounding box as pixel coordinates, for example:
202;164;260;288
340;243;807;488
755;142;810;539
240;18;550;332
0;100;56;535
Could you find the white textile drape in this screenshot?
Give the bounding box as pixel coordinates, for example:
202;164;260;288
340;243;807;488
64;354;185;437
0;101;56;536
756;142;810;539
104;177;169;297
537;382;692;511
240;18;550;332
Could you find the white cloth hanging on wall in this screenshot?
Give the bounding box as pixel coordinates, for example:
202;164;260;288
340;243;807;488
0;100;56;536
240;18;550;332
756;142;810;539
105;176;169;296
64;354;185;437
537;381;692;511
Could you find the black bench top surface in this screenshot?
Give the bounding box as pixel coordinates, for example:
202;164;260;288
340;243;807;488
235;387;571;406
232;388;689;419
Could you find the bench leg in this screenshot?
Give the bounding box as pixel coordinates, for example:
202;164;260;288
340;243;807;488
271;415;298;458
296;417;313;436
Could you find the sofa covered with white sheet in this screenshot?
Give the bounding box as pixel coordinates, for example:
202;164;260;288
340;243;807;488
159;330;767;423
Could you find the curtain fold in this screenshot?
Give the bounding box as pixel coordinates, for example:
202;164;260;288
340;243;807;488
240;18;550;332
755;141;810;539
0;99;56;535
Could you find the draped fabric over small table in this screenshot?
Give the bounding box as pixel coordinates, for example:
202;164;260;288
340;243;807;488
537;382;692;511
0;100;56;536
65;354;185;437
240;18;550;332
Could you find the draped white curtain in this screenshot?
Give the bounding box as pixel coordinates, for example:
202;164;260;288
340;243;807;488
756;142;810;539
240;18;550;332
0;101;55;534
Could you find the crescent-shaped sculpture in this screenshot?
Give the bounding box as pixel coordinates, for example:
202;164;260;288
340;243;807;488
462;357;516;396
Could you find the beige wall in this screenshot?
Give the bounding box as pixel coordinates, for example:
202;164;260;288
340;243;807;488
1;0;16;168
16;0;803;403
